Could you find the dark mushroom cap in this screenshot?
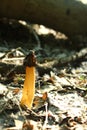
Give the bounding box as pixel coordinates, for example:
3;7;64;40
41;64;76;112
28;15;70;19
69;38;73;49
23;50;36;67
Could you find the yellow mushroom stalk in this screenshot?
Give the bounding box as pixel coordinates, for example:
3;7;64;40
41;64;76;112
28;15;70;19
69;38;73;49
20;50;36;109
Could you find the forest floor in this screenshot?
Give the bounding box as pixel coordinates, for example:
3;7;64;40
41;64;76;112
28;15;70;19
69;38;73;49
0;19;87;130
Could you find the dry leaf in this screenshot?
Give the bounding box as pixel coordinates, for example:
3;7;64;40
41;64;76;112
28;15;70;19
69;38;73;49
22;120;38;130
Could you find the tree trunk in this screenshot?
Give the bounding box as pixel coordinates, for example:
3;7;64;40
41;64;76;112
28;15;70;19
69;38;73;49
0;0;87;36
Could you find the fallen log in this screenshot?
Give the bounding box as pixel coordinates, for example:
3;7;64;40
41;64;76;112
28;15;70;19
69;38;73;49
0;0;87;36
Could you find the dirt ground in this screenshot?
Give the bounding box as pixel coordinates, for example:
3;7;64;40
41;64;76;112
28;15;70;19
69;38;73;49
0;19;87;130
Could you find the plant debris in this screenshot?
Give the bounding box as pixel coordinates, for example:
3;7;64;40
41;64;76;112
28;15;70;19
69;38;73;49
0;20;87;130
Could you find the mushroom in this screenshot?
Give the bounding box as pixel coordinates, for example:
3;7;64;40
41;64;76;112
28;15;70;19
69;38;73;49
20;50;36;109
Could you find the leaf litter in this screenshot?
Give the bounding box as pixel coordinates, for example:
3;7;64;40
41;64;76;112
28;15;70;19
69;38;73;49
0;21;87;130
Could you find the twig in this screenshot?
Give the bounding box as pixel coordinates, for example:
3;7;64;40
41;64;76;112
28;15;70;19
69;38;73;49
0;47;25;60
26;107;40;117
2;57;24;62
43;103;48;130
15;98;27;121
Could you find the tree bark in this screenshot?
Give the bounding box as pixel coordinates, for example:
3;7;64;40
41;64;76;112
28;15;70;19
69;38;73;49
0;0;87;36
